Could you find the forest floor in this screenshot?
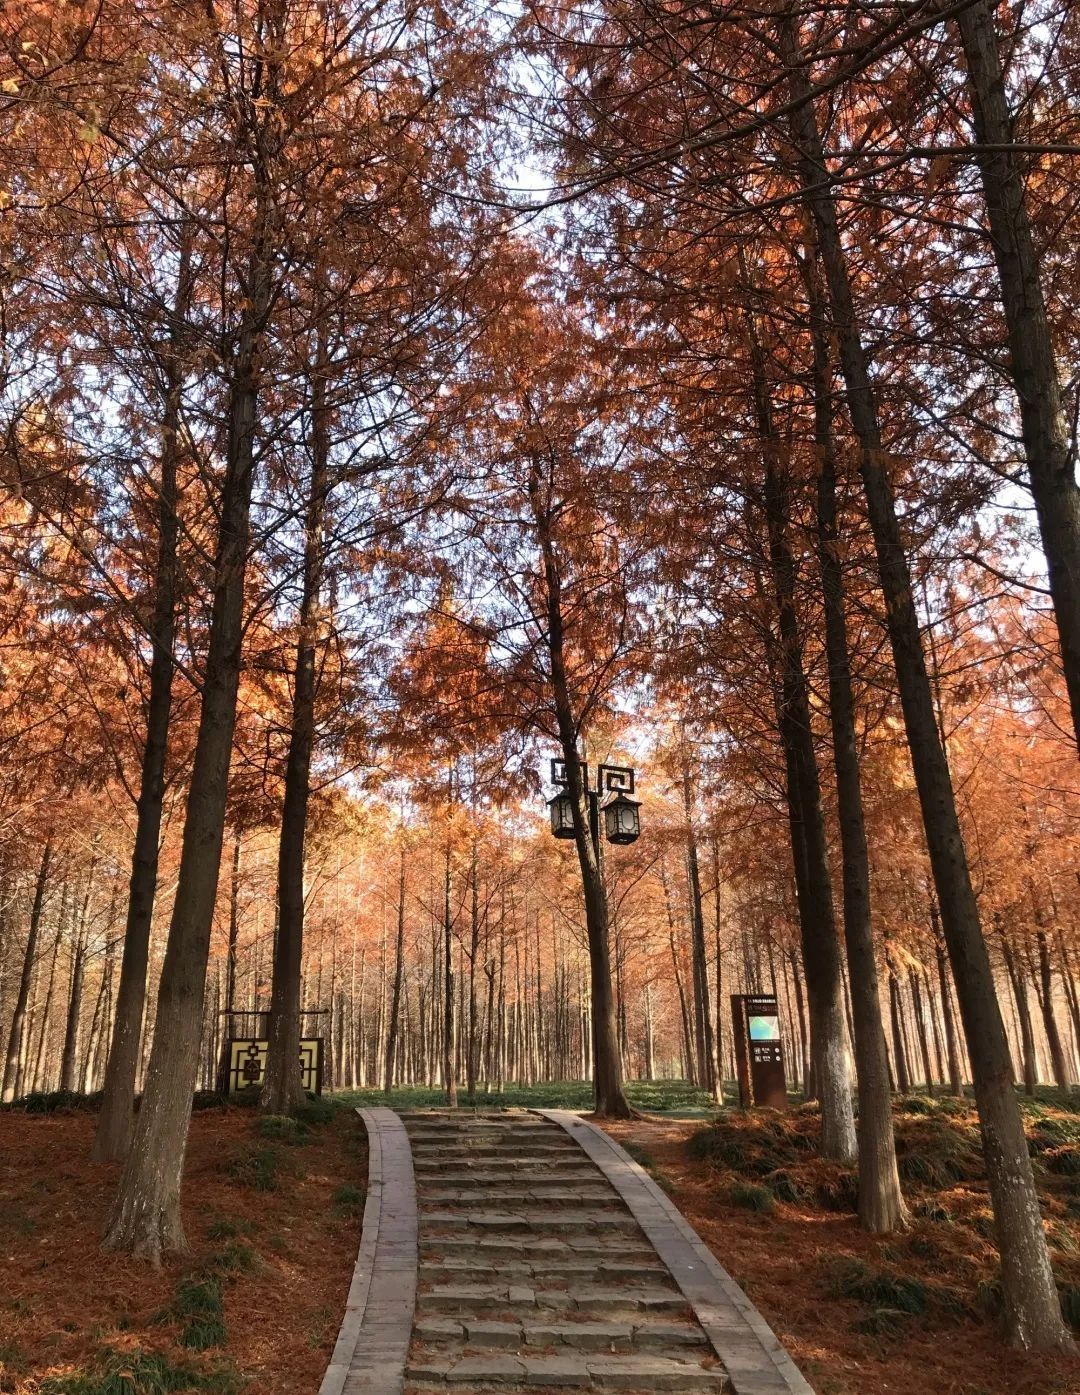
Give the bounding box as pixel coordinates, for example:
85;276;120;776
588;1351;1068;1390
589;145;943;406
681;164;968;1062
600;1092;1080;1395
0;1097;365;1395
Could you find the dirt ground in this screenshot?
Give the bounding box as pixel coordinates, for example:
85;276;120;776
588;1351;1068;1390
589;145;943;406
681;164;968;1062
601;1117;1080;1395
0;1104;365;1394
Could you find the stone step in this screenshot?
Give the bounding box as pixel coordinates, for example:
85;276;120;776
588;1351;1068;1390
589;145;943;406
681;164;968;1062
398;1110;543;1121
407;1138;580;1149
420;1210;642;1235
414;1316;709;1352
420;1259;669;1284
420;1233;657;1260
415;1168;603;1184
413;1154;588;1172
403;1119;553;1131
406;1352;728;1390
419;1188;620;1208
417;1283;691;1319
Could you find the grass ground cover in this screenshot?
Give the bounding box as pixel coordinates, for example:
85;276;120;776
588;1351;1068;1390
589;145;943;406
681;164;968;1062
601;1089;1080;1395
0;1099;364;1395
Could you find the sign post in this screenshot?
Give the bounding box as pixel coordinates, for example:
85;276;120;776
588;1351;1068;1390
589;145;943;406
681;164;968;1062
731;994;787;1109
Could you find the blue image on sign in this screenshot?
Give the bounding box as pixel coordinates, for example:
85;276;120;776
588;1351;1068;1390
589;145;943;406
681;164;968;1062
748;1015;780;1042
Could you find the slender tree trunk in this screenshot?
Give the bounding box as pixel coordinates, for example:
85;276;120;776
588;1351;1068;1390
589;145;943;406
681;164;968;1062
1036;929;1071;1090
32;911;65;1093
887;957;911;1094
780;13;1070;1346
60;905;90;1092
466;838;480;1101
529;462;630;1118
910;970;935;1095
934;916;963;1095
93;248;190;1161
1000;926;1038;1094
955;1;1080;749
682;757;717;1096
3;839;53;1102
807;271;906;1226
104;217;273;1258
443;812;457;1108
384;845;407;1094
263;319;331;1116
750;336;855;1162
790;948;809;1097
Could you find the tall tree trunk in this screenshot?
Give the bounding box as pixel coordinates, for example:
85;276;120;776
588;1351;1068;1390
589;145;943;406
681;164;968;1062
887;957;911;1095
1036;929;1071;1091
466;837;480;1101
384;845;407;1094
955;1;1080;749
749;329;855;1162
93;246;191;1161
32;904;66;1093
60;885;91;1093
1001;928;1038;1094
682;756;717;1097
442;809;457;1108
780;13;1070;1346
215;838;242;1093
263;319;331;1116
670;932;695;1085
806;267;906;1225
529;461;630;1118
789;948;809;1096
933;912;963;1095
910;969;935;1095
104;222;273;1258
3;839;53;1102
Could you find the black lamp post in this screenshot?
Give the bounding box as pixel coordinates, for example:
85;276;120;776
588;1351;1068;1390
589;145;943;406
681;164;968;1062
547;758;641;853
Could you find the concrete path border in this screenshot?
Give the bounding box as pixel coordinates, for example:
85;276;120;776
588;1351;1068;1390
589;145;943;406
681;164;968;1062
537;1110;815;1395
319;1107;417;1395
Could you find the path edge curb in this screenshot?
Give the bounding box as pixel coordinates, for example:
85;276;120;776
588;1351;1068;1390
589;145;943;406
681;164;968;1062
318;1106;417;1395
537;1108;816;1395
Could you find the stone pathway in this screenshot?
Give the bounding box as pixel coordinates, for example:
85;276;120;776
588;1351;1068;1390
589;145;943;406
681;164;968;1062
402;1111;751;1394
326;1108;813;1395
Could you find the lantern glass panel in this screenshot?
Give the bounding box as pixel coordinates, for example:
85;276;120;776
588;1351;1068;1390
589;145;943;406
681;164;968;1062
604;794;640;845
548;792;576;839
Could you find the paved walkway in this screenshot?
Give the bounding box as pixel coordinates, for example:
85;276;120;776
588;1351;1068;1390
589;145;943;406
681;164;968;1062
325;1109;813;1395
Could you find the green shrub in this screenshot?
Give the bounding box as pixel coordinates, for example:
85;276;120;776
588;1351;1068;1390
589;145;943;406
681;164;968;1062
830;1258;927;1315
1060;1284;1080;1329
332;1183;364;1210
171;1275;226;1351
1045;1146;1080;1177
730;1182;774;1213
225;1145;280;1192
768;1169;809;1205
208;1242;258;1274
896;1119;980;1188
897;1095;937;1116
11;1090;102;1115
40;1349;240;1395
912;1197;952;1223
687;1115;802;1178
1028;1116;1080;1153
294;1098;339;1128
191;1092;228;1112
815;1170;858;1213
907;1235;940;1262
256;1115;311;1146
204;1219;255;1242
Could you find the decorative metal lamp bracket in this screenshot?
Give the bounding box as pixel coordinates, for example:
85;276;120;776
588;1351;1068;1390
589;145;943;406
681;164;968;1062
550;758;635;796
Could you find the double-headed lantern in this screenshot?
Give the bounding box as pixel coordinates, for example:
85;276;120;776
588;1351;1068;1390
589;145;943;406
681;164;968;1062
547;759;642;847
602;790;642;845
